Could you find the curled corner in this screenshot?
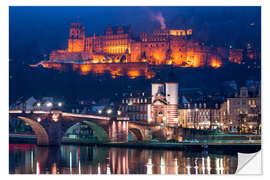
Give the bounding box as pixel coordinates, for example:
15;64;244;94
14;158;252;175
236;151;262;174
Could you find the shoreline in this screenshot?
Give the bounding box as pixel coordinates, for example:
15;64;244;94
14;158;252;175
9;135;261;153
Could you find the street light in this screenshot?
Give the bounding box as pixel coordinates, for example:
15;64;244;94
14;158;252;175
98;110;102;114
37;102;41;107
117;110;121;116
58;102;62;107
46;102;53;107
107;109;112;115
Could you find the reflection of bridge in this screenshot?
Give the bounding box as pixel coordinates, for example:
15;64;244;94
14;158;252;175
9;110;186;146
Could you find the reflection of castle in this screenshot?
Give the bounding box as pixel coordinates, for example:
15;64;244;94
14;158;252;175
49;23;245;68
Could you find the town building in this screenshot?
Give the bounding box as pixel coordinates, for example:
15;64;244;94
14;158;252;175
120;91;151;123
9;97;63;111
119;82;261;134
178;101;221;130
120;80;179;127
220;87;261;134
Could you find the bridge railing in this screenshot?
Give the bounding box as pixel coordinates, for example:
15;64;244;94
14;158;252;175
62;112;110;120
9;110;23;114
9;110;61;114
9;110;110;120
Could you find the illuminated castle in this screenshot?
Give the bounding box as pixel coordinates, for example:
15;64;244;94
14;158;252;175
49;22;244;68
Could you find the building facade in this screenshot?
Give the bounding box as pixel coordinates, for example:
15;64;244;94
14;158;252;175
220;87;261;133
120;91;151;123
151;82;179;127
179;102;221;130
119;83;261;134
49;23;244;68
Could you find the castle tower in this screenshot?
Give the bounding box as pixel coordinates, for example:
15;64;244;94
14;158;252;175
68;23;85;52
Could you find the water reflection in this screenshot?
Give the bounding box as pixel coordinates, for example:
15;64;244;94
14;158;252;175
9;144;238;174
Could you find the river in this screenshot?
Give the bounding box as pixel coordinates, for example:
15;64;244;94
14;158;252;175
9;143;238;174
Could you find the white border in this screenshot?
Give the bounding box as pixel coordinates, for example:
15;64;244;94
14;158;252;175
3;0;269;179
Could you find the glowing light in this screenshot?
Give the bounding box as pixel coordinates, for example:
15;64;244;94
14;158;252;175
70;152;72;174
46;102;53;107
68;39;84;52
37;103;41;107
117;110;121;116
160;155;165;175
207;156;211;174
36;161;40;174
202;157;205;174
146;157;153;175
9;110;23;113
98;163;101;174
52;163;57;174
79;64;91;75
58;102;62;107
62;112;109;120
106;164;111;174
98;110;102;114
78;160;81;174
37;117;41;122
52;114;59;122
210;57;222;69
152;51;166;65
127;69;140;79
167;60;173;65
107;109;112;114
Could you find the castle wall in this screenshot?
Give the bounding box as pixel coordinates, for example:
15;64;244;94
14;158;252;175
141;41;169;65
49;23;243;68
130;42;142;62
170;39;187;65
229;49;243;64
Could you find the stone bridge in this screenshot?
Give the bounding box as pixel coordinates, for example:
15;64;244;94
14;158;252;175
9;110;187;146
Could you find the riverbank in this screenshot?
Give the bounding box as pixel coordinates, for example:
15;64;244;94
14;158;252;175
62;139;261;153
10;134;261;153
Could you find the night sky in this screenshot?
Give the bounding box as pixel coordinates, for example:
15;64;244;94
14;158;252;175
9;6;261;62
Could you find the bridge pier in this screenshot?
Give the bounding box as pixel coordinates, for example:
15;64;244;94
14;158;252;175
108;117;129;143
40;119;62;146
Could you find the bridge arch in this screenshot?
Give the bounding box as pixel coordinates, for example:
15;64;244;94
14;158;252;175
63;121;110;142
128;123;146;141
9;117;23;131
17;116;49;145
129;128;144;141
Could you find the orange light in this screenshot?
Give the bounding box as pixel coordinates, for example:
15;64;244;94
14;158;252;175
79;64;92;75
210;57;222;69
68;39;84;52
52;114;59;122
127;69;141;79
